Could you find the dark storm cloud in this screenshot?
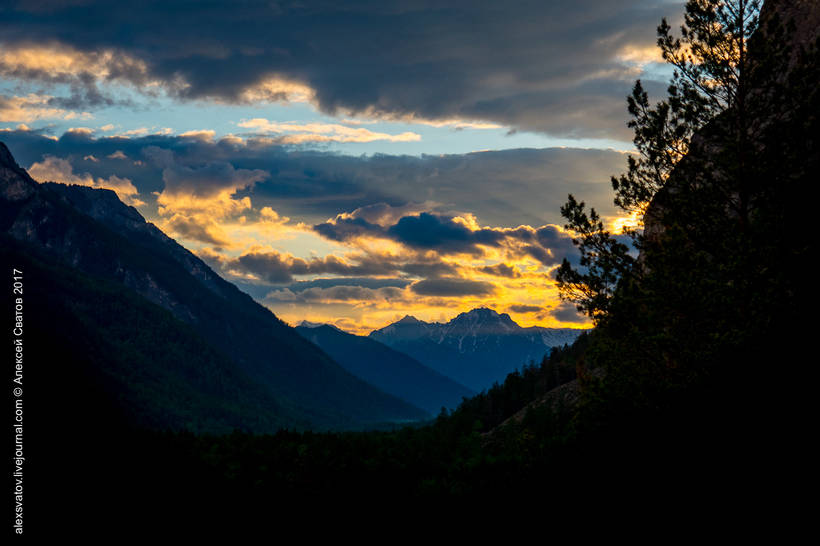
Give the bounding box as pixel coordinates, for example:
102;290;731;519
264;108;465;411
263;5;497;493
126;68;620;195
313;215;384;242
315;209;578;266
198;245;459;286
398;260;458;278
524;225;580;265
257;277;421;309
550;301;588;323
0;128;627;227
201;248;401;284
45;81;133;110
410;278;497;297
387;213;504;253
3;127;595;267
160;160;269;199
264;285;409;304
288;277;412;292
506;304;543;314
478;264;521;278
0;0;680;137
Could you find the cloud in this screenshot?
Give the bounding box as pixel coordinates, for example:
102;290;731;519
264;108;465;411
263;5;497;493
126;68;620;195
507;304;543;314
120;152;266;246
410;278;497;297
121;128;150;137
237;119;421;143
238;77;316;104
0;93;87;123
315;208;578;266
158;161;268;203
2;128;599;267
0;42;151;83
0;129;627;229
240;249;398;283
159;213;234;247
0;1;680;138
178;129;216;141
376;115;504;130
0;43;153;110
265;285;408;304
386;213;508;254
153;161;269;244
275;147;625;229
66;127;94;136
287;277;412;292
27;155;144;206
549;301;588;323
479;263;522;278
199;245;460;285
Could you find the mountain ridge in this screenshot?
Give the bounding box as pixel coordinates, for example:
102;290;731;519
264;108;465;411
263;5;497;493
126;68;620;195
369;307;585;391
295;324;474;414
1;141;427;430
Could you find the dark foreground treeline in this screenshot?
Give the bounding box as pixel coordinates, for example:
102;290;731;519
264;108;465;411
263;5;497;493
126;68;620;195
16;316;799;532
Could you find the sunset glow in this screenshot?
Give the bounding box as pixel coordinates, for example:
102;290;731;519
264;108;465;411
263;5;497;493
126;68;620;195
0;0;688;333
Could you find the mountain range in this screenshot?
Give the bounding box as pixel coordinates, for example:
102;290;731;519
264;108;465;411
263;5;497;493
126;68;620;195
369;308;584;391
296;322;474;414
1;140;586;432
1;141;427;432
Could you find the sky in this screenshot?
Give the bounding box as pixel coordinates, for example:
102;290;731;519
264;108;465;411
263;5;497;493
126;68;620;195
0;0;682;334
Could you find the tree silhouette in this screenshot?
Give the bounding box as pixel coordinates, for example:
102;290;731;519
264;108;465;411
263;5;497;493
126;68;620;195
556;0;762;320
556;0;819;447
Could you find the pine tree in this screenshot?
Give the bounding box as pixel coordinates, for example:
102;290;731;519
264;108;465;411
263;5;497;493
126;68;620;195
552;0;818;492
556;0;762;321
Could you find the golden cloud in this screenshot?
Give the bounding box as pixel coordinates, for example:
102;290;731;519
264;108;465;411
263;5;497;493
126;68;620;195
178;129;216;141
157;213;235;248
339;108;505;130
0;42;153;85
238;77;316;104
0;93;90;123
237;119;421;143
27;155;144;207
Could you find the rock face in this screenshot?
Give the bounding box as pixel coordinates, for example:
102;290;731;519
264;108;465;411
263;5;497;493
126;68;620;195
764;0;820;52
486;367;606;440
369;308;585;391
642;0;820;247
0;144;36;203
1;141;428;429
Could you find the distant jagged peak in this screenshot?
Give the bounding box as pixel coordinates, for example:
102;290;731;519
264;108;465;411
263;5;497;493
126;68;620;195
298;320;325;328
381;308;521;331
448;307;519;328
368;314;432;339
396;315;424;325
297;320;342;332
0;141;19;169
454;307;498;319
0;141;37;202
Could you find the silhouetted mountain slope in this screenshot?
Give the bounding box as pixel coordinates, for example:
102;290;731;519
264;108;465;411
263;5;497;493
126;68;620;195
2;236;302;434
369;308;584;391
296;323;474;414
1;142;426;430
